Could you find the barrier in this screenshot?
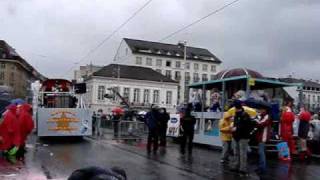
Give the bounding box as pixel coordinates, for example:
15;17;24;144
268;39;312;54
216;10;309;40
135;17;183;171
117;121;148;140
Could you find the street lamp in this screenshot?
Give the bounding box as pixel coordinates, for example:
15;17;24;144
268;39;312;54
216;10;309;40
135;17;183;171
178;41;187;104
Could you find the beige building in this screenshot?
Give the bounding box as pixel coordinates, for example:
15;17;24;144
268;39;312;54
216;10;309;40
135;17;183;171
0;40;44;99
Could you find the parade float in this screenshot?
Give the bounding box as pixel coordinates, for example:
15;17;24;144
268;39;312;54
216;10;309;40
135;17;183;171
35;79;92;137
185;68;302;147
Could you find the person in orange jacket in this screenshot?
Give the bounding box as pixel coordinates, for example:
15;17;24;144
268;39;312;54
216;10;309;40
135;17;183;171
0;104;21;155
16;104;34;159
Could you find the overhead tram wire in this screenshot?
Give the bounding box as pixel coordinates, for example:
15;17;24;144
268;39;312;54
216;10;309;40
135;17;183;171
62;0;153;78
159;0;241;42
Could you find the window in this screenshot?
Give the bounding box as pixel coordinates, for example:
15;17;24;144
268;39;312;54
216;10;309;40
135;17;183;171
318;96;320;102
202;64;208;71
10;72;14;82
146;58;152;66
112;86;120;101
210;74;215;80
123;87;130;100
211;65;216;72
166;91;172;105
185;72;190;81
156;59;162;67
185;62;190;69
176;61;181;68
165;70;171;78
97;86;105;100
193;73;199;82
143;89;150;103
202;74;208;81
136;57;142;65
308;95;311;102
155;69;162;74
153;90;160;103
133;88;140;103
0;71;4;80
166;61;171;67
313;95;316;102
194;63;199;70
0;63;5;69
175;71;181;80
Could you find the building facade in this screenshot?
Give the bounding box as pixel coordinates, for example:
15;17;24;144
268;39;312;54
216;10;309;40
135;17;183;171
0;40;44;99
74;64;102;82
113;38;222;104
280;77;320;112
84;64;178;113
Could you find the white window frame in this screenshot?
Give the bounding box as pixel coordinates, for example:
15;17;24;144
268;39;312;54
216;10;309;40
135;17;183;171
133;88;140;103
146;58;152;66
143;89;150;103
136;57;142;65
156;59;162;67
166;91;172;105
97;86;105;100
153;90;160;104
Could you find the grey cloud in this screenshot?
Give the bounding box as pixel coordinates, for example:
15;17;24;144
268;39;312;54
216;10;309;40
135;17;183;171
0;0;319;80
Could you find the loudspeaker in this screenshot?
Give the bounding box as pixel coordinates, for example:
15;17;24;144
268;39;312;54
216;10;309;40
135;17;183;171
74;83;86;94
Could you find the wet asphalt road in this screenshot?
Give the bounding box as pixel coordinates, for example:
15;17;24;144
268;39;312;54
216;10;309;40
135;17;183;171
1;135;320;180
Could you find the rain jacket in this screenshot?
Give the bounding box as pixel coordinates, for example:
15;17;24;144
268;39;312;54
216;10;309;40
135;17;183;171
280;107;295;140
18;104;34;146
0;104;20;150
219;117;232;141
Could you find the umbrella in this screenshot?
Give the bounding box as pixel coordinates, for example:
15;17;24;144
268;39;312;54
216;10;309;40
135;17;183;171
112;107;124;115
227;106;258;118
244;99;272;110
10;98;25;105
138;111;147;115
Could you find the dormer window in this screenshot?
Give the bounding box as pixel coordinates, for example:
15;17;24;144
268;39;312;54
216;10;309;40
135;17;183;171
167;51;171;55
176;53;180;56
157;50;161;54
194;55;198;59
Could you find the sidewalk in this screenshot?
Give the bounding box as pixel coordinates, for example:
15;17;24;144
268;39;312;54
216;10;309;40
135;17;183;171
92;131;320;180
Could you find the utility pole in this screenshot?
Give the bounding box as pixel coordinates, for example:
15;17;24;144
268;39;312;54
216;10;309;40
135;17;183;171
178;40;187;105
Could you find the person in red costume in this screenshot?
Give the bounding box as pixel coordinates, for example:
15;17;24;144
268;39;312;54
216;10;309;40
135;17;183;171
16;104;34;159
280;100;297;155
0;104;21;154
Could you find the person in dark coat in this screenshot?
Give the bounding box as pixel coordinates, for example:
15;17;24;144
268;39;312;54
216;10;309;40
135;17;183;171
145;105;160;153
159;108;170;147
298;107;311;160
231;100;255;177
180;103;196;155
68;166;127;180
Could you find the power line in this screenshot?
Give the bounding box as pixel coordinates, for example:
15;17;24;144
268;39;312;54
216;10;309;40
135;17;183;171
159;0;241;42
63;0;153;77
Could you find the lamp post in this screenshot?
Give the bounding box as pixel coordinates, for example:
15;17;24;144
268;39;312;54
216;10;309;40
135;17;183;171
178;41;187;105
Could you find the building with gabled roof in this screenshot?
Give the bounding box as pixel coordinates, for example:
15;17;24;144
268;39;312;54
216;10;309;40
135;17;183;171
84;64;178;113
0;40;45;99
114;38;222;104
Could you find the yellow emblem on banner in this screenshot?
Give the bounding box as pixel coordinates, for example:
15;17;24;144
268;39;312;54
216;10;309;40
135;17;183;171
249;78;255;86
48;111;79;131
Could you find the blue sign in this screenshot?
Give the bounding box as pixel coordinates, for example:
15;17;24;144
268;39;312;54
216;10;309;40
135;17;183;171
170;118;178;123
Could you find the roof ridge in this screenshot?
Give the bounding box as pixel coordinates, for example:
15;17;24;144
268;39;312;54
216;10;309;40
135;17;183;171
123;38;209;51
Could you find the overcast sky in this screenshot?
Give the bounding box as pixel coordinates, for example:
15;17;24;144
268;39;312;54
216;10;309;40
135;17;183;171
1;0;319;80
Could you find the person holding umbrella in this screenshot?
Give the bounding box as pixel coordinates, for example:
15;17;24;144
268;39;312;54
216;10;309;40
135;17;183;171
112;107;124;138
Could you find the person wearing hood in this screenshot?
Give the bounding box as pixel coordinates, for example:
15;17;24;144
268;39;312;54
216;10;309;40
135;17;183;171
0;104;21;156
145;105;160;153
16;104;34;159
219;112;233;164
